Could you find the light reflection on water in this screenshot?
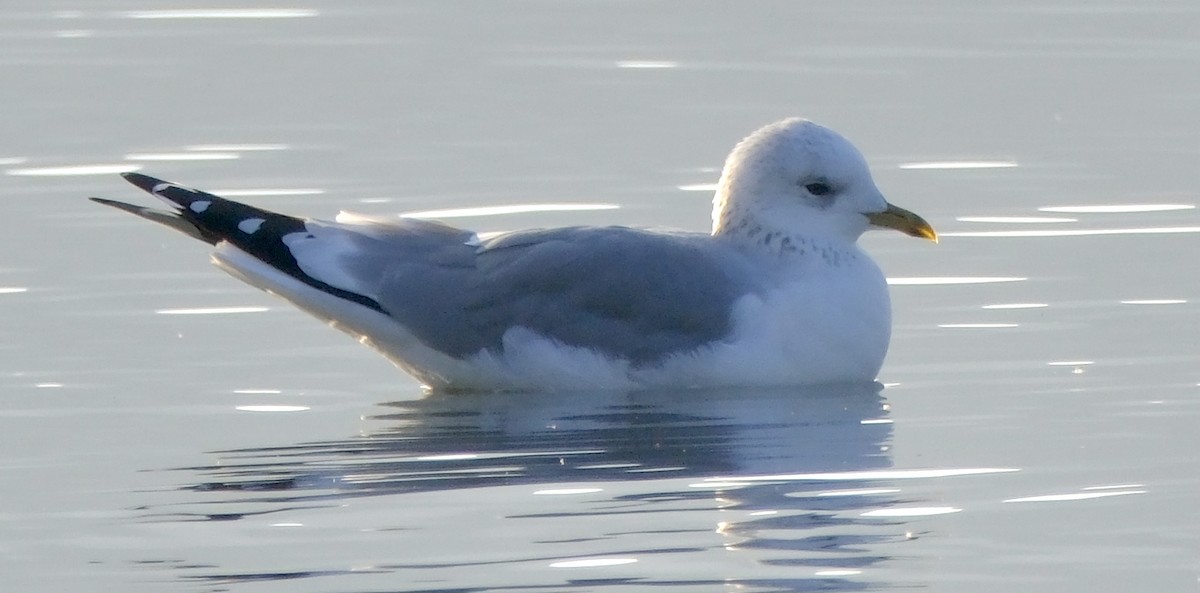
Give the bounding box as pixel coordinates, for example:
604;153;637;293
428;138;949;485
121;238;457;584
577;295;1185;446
154;306;270;315
1039;204;1195;214
123;152;241;162
957;216;1077;223
138;383;992;589
944;226;1200;238
401;202;621;219
6;163;142;176
170;385;892;503
1004;489;1145;504
887;276;1025;285
3;1;1198;591
121;9;320;20
184;144;290;152
981;302;1048;309
898;160;1019;170
210;188;325;197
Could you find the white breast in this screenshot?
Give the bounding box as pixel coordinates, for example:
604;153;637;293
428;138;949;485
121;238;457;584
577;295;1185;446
635;249;892;387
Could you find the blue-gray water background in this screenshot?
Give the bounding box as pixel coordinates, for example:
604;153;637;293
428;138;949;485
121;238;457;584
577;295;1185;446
2;2;1198;592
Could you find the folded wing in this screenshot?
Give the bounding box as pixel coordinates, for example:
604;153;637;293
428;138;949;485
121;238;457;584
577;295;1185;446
95;174;757;366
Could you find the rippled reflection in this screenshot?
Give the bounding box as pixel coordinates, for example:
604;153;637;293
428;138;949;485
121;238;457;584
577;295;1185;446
147;384;935;590
172;384;891;501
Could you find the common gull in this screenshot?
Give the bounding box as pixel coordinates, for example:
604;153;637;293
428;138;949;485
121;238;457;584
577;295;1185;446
92;118;936;392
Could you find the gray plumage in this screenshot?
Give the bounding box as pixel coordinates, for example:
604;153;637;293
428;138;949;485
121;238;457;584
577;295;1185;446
374;225;759;363
94;174;759;366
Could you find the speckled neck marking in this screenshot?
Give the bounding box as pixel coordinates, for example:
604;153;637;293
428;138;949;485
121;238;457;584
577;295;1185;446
717;214;859;266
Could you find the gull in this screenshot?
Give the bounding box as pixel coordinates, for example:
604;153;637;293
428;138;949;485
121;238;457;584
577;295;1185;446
92;118;936;392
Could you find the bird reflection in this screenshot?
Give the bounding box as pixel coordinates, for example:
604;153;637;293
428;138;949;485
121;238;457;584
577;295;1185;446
159;383;900;591
180;383;891;501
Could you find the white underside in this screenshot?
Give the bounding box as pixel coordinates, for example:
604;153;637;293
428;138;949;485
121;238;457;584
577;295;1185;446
213;242;891;392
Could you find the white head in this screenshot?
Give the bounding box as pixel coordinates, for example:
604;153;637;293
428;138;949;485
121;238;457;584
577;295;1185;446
712;118;935;247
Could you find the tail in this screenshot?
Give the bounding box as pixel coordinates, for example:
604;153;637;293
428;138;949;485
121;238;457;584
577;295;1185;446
92;172;384;313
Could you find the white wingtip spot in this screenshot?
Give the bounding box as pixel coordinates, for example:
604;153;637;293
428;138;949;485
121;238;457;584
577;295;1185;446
238;217;266;234
464;233;482;247
152;182;172;193
189;200;212;213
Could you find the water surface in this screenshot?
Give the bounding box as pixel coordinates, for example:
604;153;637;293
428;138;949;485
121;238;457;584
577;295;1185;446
2;2;1198;592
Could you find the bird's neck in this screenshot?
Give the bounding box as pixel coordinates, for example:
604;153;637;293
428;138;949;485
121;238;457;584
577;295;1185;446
713;210;859;264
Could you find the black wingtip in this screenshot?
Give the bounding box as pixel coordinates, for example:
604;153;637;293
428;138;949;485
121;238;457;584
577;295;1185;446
90;196;128;209
121;171;167;194
89;195;217;243
89;195;158;216
102;173;385;312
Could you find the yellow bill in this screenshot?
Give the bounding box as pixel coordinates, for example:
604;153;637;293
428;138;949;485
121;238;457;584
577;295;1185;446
868;203;938;243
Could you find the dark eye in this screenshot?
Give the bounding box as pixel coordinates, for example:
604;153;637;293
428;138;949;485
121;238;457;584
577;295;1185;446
805;182;833;197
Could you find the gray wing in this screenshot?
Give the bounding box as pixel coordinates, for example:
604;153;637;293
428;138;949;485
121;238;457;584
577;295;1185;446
94;173;758;366
374;226;760;364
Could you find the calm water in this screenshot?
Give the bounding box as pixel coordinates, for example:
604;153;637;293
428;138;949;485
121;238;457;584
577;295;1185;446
2;2;1198;592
